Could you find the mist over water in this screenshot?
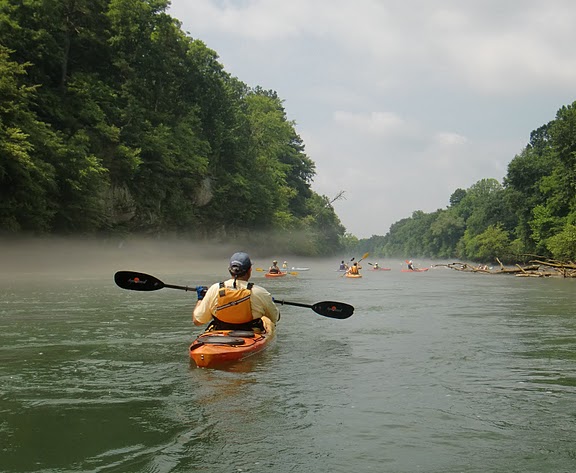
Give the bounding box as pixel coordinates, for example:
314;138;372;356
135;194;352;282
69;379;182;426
0;236;314;279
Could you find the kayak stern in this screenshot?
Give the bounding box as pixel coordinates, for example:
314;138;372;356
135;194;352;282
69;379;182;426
190;318;276;368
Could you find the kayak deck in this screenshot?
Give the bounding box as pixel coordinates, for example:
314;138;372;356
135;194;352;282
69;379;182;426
265;271;288;278
189;323;276;368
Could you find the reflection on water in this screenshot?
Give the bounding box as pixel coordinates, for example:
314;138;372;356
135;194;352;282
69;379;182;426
1;255;576;472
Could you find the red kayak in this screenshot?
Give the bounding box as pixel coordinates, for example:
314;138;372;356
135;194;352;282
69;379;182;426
265;271;288;278
401;268;429;272
371;267;391;271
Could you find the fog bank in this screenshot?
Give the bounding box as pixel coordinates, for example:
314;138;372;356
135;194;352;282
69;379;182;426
0;236;288;278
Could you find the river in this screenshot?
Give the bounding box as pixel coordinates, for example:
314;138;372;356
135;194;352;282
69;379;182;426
1;240;576;472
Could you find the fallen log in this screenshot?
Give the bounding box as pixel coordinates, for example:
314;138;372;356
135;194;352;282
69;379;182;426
434;259;576;278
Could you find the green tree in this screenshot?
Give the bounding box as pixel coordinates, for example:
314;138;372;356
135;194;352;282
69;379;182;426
0;45;58;232
429;209;465;258
546;224;576;261
461;224;512;262
504;135;559;251
529;204;564;254
449;188;466;207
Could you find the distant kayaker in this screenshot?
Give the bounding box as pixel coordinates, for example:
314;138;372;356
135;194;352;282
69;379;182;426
269;260;281;274
373;262;380;269
407;260;414;270
282;261;288;270
348;262;360;275
193;252;279;332
339;260;348;271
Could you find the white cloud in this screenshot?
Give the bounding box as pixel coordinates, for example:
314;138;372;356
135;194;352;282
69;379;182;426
333;111;410;137
433;132;467;146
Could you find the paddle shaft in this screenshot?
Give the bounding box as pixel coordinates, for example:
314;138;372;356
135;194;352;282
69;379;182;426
274;300;312;309
165;283;193;291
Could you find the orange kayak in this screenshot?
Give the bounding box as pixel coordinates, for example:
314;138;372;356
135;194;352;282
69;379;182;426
265;271;287;278
189;324;276;368
345;273;362;278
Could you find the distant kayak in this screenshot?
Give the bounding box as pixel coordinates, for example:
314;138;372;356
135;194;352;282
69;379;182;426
265;271;288;278
401;268;429;272
371;267;391;271
291;267;310;271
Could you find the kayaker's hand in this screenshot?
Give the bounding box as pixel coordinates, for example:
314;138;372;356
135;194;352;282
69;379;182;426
196;285;208;301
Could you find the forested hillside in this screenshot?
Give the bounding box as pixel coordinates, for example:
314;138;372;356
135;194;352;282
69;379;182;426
355;102;576;263
0;0;345;255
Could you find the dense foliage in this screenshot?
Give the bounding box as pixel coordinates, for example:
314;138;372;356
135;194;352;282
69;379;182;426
357;102;576;263
0;0;345;255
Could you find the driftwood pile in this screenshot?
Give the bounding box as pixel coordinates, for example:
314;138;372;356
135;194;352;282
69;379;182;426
434;257;576;278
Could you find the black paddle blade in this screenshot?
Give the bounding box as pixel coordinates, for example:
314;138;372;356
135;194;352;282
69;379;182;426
312;301;354;319
114;271;165;291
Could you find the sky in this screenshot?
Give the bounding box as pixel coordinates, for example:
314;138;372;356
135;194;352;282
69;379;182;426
168;0;576;239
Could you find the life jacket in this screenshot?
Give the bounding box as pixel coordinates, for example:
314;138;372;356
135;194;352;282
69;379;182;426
214;282;254;325
349;265;359;274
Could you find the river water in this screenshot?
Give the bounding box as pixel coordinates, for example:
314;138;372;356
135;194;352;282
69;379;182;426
1;242;576;473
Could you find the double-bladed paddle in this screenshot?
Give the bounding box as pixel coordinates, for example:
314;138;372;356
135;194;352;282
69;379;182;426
114;271;354;319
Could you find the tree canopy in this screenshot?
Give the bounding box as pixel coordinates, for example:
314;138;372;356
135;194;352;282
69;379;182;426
0;0;345;255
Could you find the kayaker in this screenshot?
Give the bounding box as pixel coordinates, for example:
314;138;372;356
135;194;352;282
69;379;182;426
269;260;281;274
348;262;360;275
339;260;348;271
282;261;288;270
193;252;279;332
373;262;380;270
407;260;414;270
